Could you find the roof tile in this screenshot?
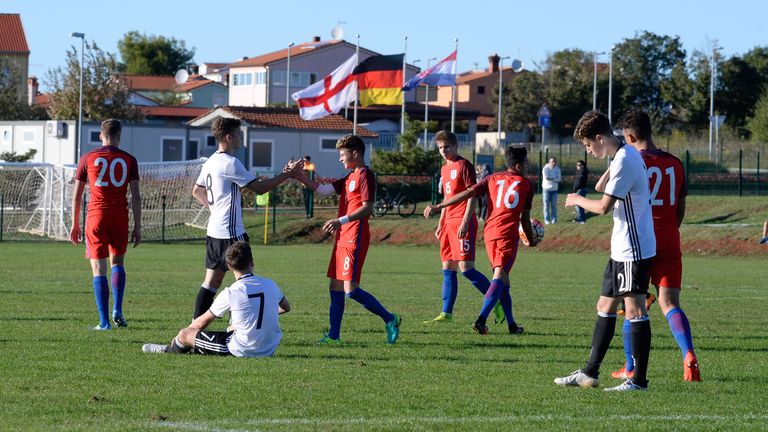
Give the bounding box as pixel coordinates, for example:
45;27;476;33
0;14;30;53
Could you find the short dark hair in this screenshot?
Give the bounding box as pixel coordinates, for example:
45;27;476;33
303;155;311;161
336;134;365;155
573;111;612;142
618;108;653;140
212;117;242;142
505;146;527;169
225;241;253;273
577;159;586;166
100;119;122;139
435;130;457;146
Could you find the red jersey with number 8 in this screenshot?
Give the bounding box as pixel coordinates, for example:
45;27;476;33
641;149;686;252
75;146;139;215
471;171;533;241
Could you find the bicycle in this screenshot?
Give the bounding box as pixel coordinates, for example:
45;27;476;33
373;179;416;218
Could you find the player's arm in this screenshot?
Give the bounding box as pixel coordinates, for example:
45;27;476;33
244;159;304;195
293;171;337;196
323;201;373;233
458;196;477;237
192;183;209;208
188;310;217;330
69;180;86;245
594;168;610;193
520;208;539;247
565;192;616;215
278;296;291;314
423;188;478;219
435;207;446;239
129;179;142;247
676;195;686;227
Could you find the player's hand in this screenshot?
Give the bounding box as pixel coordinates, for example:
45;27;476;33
434;225;441;239
565;193;580;208
283;159;305;177
131;227;141;248
323;218;341;234
423;205;438;219
69;225;81;245
457;222;468;238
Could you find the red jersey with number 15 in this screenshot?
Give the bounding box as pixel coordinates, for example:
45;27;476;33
641;149;687;252
332;166;375;247
440;156;477;222
471;171;533;241
75;146;139;215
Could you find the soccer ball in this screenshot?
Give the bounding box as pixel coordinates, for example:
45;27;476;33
519;219;545;246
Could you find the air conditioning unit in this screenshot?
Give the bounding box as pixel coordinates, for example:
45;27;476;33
46;121;66;138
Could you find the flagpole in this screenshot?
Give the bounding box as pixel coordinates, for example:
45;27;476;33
451;38;458;133
401;36;407;142
424;57;436;147
353;34;360;136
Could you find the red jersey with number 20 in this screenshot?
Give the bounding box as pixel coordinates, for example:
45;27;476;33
641;149;687;252
75;146;139;215
441;157;477;222
332;167;375;248
471;171;533;241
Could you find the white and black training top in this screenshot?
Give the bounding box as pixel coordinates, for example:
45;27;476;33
195;152;256;239
603;144;656;262
209;274;284;357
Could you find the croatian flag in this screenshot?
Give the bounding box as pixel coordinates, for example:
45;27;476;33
402;50;457;91
292;54;358;120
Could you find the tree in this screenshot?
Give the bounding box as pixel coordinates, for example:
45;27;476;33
491;71;545;132
541;49;594;134
0;58;48;120
45;40;142;122
0;148;37;162
747;89;768;143
372;114;442;175
118;31;195;76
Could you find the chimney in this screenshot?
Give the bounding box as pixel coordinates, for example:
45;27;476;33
488;54;500;73
27;76;38;106
313;36;321;42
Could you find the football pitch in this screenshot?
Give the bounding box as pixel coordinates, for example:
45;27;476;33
1;242;766;431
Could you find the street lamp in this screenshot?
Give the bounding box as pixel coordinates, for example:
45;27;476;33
286;42;294;106
422;57;436;146
592;51;605;111
70;32;85;160
708;46;722;161
497;55;510;144
608;46;615;123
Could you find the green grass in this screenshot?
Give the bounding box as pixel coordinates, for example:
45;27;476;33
1;243;767;431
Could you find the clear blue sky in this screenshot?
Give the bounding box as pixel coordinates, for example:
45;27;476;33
5;0;763;90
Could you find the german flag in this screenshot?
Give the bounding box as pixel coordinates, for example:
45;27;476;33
354;54;404;106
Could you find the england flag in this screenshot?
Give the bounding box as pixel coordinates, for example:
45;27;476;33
292;54;358;120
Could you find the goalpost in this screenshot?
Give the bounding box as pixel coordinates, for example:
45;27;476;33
0;159;208;242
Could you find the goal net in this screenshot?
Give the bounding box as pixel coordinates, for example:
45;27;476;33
0;159;208;242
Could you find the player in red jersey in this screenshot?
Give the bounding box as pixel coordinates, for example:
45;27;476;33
610;108;700;381
70;119;141;330
424;131;494;324
424;146;538;335
295;134;401;345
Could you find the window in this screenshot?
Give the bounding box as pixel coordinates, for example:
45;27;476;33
272;70;314;87
233;72;253;86
477;85;485;95
206;135;217;147
162;138;184;162
187;139;199;160
213;94;226;106
320;138;338;151
22;131;35;142
2;130;10;141
90;130;101;144
250;141;273;170
272;70;286;86
254;71;266;85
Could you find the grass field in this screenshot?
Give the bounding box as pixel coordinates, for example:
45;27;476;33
1;242;767;431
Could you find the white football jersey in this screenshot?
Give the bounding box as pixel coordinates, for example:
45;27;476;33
209;274;284;357
196;152;256;239
604;144;656;262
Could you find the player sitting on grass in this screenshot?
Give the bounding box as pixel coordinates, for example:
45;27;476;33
555;111;655;392
69;119;141;330
424;146;538;336
294;134;401;345
142;241;290;357
609;108;700;382
424;130;496;324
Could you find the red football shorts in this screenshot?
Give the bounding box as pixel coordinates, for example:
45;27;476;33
327;243;369;283
484;236;520;272
84;212;129;260
650;249;682;289
439;219;477;262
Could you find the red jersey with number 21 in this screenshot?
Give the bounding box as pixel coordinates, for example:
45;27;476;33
332;166;375;248
75;146;139;215
471;172;533;241
641;149;687;252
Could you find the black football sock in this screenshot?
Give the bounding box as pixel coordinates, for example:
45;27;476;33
193;286;216;319
630;317;652;387
583;312;617;378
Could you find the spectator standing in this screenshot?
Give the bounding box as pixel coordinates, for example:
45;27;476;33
541;157;561;224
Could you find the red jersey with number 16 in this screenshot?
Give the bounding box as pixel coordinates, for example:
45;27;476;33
641;149;687;252
75;146;139;215
332;166;375;248
471;171;533;241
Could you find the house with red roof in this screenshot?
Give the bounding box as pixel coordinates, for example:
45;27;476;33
0;14;30;103
121;74;228;109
